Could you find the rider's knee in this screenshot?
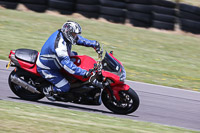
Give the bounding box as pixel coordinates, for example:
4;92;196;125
60;83;70;92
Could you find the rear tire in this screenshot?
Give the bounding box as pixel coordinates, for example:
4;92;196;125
102;88;139;114
8;69;45;101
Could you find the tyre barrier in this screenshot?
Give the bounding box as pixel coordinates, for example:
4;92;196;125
128;19;151;28
0;1;18;9
178;11;200;21
153;5;176;16
100;0;126;8
76;0;99;5
152;20;175;30
75;4;99;18
152;0;176;8
180;18;200;34
76;4;99;13
76;11;99;19
152;4;176;31
76;0;100;18
100;6;125;17
153;12;176;23
48;0;75;12
100;0;126;23
152;11;176;30
180;25;200;34
24;4;47;12
111;0;126;1
178;3;200;34
20;0;48;5
126;0;152;5
99;14;126;23
126;11;152;24
0;0;19;2
127;4;152;14
179;3;200;16
19;0;47;12
126;3;152;28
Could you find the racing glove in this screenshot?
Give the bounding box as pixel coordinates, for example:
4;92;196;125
88;72;104;88
94;41;101;53
83;71;92;79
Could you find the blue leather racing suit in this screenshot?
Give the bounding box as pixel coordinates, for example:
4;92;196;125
36;30;97;93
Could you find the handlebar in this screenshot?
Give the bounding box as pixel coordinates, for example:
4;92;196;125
97;44;103;74
89;44;104;76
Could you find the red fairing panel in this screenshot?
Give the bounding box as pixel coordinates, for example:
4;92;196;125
9;50;15;58
112;84;130;100
9;50;40;76
72;55;97;70
71;55;97;81
102;70;124;86
17;59;34;68
102;70;120;83
17;59;40;76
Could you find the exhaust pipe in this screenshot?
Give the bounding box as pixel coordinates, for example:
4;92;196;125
10;74;41;94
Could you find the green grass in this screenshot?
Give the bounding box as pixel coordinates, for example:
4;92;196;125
0;100;198;133
0;9;200;91
179;0;200;7
168;0;200;7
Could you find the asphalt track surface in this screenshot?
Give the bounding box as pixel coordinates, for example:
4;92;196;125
0;60;200;131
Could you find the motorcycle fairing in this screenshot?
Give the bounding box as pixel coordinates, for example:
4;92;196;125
102;51;126;82
17;59;40;75
101;70;123;85
70;55;97;81
102;52;122;73
109;52;123;66
71;55;97;70
113;84;130;100
9;50;40;76
105;84;130;100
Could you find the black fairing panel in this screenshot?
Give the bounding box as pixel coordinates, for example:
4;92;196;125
15;49;38;64
102;52;121;73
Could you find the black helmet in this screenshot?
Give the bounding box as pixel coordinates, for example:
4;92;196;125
61;21;82;44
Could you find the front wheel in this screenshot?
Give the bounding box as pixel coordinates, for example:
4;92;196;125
101;88;139;114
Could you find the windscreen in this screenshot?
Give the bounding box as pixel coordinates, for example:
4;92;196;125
102;52;121;73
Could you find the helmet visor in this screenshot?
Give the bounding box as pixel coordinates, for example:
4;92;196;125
71;32;79;43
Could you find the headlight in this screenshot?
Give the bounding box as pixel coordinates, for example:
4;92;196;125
120;67;126;81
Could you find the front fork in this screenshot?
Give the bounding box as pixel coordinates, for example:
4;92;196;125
104;84;130;101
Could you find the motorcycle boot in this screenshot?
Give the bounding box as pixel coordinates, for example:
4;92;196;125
43;85;56;101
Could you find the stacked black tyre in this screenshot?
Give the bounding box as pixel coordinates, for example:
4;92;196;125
126;0;152;28
0;0;19;9
100;0;126;23
19;0;48;12
75;0;100;18
48;0;76;15
179;3;200;34
152;0;176;30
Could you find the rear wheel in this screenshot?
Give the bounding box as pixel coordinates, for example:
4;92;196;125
102;88;139;114
8;69;45;101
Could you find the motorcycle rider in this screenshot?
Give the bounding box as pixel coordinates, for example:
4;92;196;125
36;20;100;101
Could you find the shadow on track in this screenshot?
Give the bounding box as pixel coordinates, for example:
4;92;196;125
8;96;138;117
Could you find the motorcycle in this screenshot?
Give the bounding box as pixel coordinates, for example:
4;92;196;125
6;47;139;114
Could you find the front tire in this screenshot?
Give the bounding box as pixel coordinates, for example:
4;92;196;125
102;88;139;114
8;69;45;101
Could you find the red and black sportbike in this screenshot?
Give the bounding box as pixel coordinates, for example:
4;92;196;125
7;48;139;114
